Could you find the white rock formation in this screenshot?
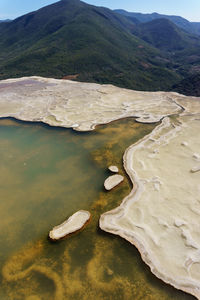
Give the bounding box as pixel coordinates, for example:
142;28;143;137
49;210;90;241
108;166;119;173
100;115;200;299
104;175;124;191
0;76;183;131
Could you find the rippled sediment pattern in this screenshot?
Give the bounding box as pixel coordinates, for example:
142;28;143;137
0;118;195;300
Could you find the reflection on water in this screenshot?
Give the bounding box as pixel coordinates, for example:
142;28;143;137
0;118;195;300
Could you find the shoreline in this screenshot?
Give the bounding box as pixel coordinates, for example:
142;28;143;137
100;115;200;299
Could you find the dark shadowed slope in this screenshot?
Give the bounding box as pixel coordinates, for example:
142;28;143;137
173;74;200;96
131;18;200;51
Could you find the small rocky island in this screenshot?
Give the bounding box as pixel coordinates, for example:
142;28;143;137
104;174;124;191
49;210;91;241
108;165;119;173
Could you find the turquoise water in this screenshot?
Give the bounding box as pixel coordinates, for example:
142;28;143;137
0;118;195;300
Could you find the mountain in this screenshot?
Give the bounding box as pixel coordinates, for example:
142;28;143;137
114;9;200;96
0;0;180;91
115;10;200;36
172;73;200;96
0;0;199;95
131;18;200;51
191;22;200;35
0;19;11;23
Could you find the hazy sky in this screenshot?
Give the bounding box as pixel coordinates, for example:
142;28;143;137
0;0;200;21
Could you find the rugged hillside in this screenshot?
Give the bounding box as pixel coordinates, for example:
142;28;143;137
0;0;200;95
0;0;180;91
173;73;200;96
115;10;200;95
132;18;200;51
191;22;200;35
115;9;200;35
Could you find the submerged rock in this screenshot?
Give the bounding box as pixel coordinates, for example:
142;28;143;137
49;210;90;241
104;175;124;191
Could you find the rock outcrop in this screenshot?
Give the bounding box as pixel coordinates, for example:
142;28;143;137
49;210;91;241
104;175;124;191
0;76;184;131
108;166;119;173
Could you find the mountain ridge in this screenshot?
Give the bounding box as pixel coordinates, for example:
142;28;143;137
0;0;199;95
131;18;200;51
115;9;200;35
0;0;180;91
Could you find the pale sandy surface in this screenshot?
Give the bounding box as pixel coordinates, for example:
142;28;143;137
104;175;124;190
49;210;90;240
0;76;184;131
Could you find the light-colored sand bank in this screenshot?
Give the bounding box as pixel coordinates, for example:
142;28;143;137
104;175;124;190
49;210;90;241
0;76;184;131
100;114;200;299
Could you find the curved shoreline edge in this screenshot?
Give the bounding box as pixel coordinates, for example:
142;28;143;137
1;76;200;298
100;115;200;299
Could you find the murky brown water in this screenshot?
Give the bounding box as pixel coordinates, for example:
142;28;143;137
0;118;195;300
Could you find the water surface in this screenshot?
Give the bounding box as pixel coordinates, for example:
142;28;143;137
0;118;195;300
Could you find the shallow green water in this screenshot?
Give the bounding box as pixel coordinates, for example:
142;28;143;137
0;118;195;300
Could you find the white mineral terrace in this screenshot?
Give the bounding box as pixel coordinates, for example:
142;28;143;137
0;76;184;131
49;210;91;240
104;174;124;190
100;115;200;299
108;165;119;173
1;76;200;298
